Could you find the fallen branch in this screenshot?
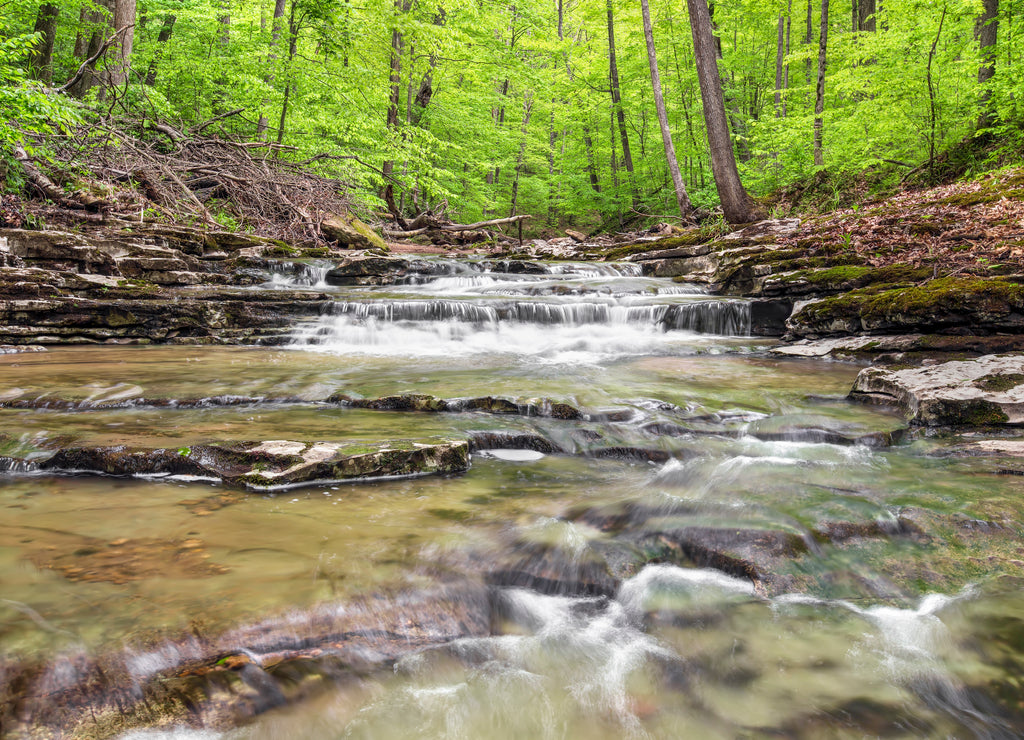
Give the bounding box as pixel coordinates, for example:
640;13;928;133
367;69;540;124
440;214;531;232
193;108;246;134
55;28;126;94
383;226;429;238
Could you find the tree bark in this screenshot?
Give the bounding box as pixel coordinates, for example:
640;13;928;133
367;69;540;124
382;0;412;224
774;13;785;117
783;0;792;116
857;0;876;31
640;0;692;218
257;0;288;137
606;0;635;188
805;0;813;85
813;0;828;167
107;0;135;89
685;0;762;224
509;94;534;217
30;4;60;83
976;0;999;128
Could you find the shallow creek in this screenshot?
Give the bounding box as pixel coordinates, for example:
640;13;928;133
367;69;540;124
2;259;1023;738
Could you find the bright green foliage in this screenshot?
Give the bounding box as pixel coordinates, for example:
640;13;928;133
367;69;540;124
0;0;1020;225
0;30;80;181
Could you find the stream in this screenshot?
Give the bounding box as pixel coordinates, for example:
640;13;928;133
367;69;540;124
2;258;1023;738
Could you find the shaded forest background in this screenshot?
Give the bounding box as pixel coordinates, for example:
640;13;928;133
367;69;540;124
1;0;1022;233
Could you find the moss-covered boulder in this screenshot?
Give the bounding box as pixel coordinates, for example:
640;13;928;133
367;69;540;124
849;354;1024;425
788;277;1024;337
321;214;388;251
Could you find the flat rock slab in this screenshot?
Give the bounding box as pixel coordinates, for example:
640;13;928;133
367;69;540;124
18;438;470;490
849;353;1024;425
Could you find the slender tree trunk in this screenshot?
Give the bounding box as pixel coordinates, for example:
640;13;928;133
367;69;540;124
640;0;692;218
107;0;136;89
805;0;813;85
276;2;299;147
813;0;828;166
606;0;635;189
686;0;762;224
509;94;534;217
783;0;792;116
976;0;999;128
257;0;287;136
774;13;785;117
144;14;176;86
927;5;948;168
583;126;601;192
29;4;60;83
382;0;412;221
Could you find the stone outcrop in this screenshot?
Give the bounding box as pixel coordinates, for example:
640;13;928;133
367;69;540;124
7;438;471;490
787;277;1024;337
849;353;1024;425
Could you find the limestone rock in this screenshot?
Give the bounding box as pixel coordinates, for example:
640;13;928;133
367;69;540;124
24;438;470;490
321;214;387;251
720;218;801;242
849;353;1024;425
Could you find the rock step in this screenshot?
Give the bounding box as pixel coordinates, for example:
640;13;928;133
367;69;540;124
2;438;470;491
849;353;1024;426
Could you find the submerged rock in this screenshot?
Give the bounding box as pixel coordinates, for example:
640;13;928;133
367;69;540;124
14;438;470;490
1;583;491;738
329;393;583;419
849;354;1024;425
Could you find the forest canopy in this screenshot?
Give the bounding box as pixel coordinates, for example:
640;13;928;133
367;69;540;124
1;0;1021;229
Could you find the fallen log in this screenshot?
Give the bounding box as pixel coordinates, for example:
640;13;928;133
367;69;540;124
442;214;531;232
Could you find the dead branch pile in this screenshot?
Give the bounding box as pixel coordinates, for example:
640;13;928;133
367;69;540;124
22;117;354;245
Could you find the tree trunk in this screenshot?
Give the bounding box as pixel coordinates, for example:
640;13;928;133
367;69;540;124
107;0;136;89
606;0;635;188
805;0;813;85
976;0;999;128
382;0;411;223
686;0;762;224
257;0;287;137
276;1;299;146
509;94;534;217
29;4;60;83
813;0;828;167
640;0;692;218
144;13;176;85
583;126;601;192
783;0;792;116
774;13;785;117
857;0;876;31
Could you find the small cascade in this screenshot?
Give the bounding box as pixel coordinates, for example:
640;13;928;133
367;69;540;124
266;261;331;288
317;298;748;331
662;300;751;335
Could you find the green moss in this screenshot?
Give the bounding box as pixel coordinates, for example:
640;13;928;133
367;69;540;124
939;188;1024;206
798;277;1024;327
975;373;1024;392
266;245;300;257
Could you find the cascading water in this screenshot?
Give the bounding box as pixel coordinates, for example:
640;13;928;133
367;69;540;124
285;259;751;360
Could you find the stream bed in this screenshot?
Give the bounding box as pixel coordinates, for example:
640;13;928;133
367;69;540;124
2;259;1023;738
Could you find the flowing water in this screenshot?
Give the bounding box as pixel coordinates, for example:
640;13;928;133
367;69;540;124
2;258;1023;739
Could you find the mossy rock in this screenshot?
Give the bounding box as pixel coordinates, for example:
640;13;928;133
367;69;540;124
790;277;1024;335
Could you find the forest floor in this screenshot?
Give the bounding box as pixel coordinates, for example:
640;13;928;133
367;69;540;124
772;166;1024;277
